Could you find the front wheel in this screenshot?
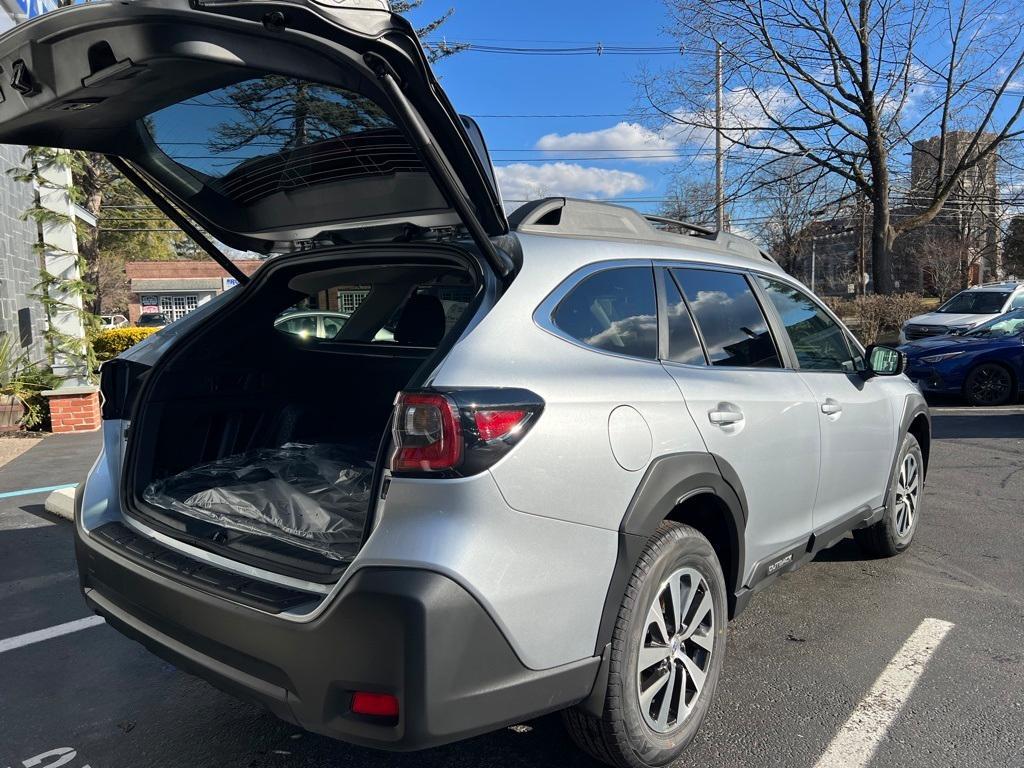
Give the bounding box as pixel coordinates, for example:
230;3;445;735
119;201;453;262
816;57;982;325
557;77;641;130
855;433;923;557
563;522;727;768
963;363;1016;406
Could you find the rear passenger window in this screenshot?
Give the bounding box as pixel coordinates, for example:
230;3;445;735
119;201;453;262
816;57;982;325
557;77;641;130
672;268;781;368
554;267;658;359
663;270;706;366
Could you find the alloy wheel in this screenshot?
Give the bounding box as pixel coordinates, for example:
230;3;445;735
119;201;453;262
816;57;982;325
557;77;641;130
636;567;714;734
969;365;1012;406
894;452;920;539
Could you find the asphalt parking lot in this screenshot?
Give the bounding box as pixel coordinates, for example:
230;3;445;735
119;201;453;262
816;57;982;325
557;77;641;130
1;406;1022;768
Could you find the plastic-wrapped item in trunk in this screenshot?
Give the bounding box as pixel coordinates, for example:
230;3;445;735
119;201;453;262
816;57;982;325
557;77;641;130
142;443;372;562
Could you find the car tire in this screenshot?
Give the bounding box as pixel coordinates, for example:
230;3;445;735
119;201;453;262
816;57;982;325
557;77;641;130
854;433;923;558
963;363;1017;407
563;522;727;768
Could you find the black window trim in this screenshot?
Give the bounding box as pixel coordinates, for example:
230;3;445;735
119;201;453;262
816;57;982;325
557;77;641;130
654;267;710;366
665;262;794;371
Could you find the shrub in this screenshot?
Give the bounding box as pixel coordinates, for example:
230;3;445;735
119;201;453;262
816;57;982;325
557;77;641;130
823;293;926;346
93;327;159;362
0;335;60;430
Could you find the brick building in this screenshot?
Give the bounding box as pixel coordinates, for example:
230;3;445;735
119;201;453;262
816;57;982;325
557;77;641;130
125;260;264;324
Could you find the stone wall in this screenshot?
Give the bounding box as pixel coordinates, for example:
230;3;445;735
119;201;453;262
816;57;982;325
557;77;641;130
0;143;46;363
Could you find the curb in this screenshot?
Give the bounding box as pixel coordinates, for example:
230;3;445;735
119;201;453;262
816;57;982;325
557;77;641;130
44;486;76;522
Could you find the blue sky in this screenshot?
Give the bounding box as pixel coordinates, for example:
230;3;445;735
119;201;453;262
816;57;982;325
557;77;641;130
405;0;690;213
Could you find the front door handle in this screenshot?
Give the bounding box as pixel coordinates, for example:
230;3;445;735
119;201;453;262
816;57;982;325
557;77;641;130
708;408;744;426
820;399;843;416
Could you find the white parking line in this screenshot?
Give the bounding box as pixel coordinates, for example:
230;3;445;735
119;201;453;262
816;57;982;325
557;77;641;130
814;618;954;768
0;616;105;654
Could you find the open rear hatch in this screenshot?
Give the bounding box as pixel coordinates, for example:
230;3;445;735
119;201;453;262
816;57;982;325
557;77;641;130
0;0;512;585
0;0;510;270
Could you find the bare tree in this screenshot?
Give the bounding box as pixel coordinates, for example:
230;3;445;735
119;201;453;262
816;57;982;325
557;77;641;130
752;158;832;278
649;0;1024;293
909;230;971;301
658;179;718;228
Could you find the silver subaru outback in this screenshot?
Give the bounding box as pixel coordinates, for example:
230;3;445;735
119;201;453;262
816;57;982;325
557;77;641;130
0;2;930;766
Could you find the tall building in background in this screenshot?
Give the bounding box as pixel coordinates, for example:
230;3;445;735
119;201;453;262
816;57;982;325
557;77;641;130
901;131;1001;287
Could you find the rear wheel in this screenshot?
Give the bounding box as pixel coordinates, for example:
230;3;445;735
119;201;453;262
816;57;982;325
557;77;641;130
963;363;1016;406
563;522;726;768
855;433;923;557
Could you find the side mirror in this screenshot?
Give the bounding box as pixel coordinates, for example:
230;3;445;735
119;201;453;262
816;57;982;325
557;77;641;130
865;345;906;377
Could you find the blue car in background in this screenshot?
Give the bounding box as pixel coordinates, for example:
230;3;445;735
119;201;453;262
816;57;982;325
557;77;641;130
902;309;1024;406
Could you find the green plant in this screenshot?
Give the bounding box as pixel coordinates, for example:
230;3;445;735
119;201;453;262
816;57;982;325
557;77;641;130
0;335;59;429
93;327;159;362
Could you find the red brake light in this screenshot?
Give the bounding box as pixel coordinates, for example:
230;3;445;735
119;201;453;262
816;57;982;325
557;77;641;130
351;691;399;718
474;409;529;442
391;392;462;472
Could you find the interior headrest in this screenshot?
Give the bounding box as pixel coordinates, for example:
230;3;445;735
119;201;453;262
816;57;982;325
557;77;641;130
394;294;446;347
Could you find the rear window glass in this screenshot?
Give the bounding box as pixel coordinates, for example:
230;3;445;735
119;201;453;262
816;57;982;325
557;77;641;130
672;268;781;368
146;75;423;204
663;270;706;366
275;268;475;347
553;267;658;359
937;291;1010;314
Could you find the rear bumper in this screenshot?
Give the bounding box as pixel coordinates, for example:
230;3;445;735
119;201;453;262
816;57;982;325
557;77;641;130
75;525;599;751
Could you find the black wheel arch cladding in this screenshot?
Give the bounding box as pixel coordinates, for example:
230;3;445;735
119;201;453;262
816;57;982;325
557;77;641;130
594;452;747;655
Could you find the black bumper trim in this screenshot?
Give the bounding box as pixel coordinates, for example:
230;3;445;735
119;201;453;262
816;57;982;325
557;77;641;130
92;522;314;614
76;527;599;750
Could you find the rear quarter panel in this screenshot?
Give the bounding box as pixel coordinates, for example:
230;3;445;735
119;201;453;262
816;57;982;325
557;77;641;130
432;235;708;532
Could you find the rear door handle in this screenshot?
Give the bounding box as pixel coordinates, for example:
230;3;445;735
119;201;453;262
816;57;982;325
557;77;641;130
708;408;744;426
820;399;843;416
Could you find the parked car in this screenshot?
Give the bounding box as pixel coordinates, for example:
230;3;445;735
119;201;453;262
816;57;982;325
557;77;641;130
900;281;1024;342
0;4;930;767
136;312;170;329
99;314;129;329
273;310;350;340
902;308;1024;406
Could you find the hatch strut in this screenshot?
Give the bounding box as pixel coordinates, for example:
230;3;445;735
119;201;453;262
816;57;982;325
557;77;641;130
107;156;251;285
369;60;515;282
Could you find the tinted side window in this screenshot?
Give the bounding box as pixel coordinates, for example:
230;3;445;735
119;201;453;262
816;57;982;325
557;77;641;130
672;268;781;368
757;278;856;372
554;267;658;359
1011;292;1024;309
663;270;706;366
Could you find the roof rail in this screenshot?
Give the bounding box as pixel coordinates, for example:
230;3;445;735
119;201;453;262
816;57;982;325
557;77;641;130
977;279;1021;288
643;214;714;237
510;197;778;265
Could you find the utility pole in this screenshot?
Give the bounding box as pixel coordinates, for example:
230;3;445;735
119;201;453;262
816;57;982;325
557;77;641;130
810;236;816;293
858;193;868;296
715;41;726;232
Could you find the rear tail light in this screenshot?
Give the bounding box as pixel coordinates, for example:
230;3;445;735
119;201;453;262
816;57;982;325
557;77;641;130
473;409;529;441
391;393;462;472
390;389;543;477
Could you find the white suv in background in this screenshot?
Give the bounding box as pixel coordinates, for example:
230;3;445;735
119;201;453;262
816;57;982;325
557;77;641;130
901;282;1024;343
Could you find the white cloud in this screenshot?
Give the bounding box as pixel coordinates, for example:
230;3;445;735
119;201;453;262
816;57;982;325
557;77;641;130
535;122;682;162
530;87;794;166
495;162;648;203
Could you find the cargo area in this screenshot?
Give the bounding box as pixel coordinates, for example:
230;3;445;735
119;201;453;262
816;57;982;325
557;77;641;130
122;250;481;582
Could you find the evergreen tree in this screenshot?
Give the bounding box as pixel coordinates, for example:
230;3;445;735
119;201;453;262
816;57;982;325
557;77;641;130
1005;216;1024;280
